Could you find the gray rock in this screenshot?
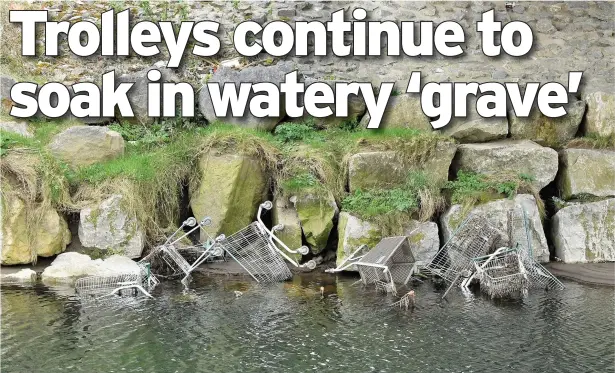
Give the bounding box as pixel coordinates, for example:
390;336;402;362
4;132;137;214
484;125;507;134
582;91;615;136
557;149;615;199
2;269;37;283
0;121;32;138
509;97;585;148
48;126;124;167
404;221;440;263
348;141;457;192
0;76;16;102
41;252;141;284
336;212;379;271
297;78;366;128
78;195;145;259
118;65;179;125
453;140;559;190
440;194;549;262
358;94;432;131
198;62;294;130
552;198;615;263
440;95;508;143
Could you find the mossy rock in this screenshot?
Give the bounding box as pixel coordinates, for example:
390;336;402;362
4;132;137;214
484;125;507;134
552;198;615;262
1;187;71;265
557;148;615;200
347;141;456;192
295;191;338;254
190;154;268;240
509;98;585;148
583;91;615;137
336;212;380;271
358;94;432;131
272;197;303;263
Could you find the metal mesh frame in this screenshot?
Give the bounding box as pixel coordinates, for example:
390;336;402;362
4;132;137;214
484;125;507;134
355;237;417;294
473;248;529;299
75;262;157;301
425;214;502;288
215;222;292;282
508;208;564;290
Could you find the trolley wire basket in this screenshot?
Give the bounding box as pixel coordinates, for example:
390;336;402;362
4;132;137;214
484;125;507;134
213;201;316;283
424;214;503;298
75;262;158;302
473;247;529;299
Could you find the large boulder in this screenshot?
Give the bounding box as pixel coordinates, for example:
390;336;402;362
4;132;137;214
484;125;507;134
48;126;124;167
509;98;585;148
0;75;16;110
557;149;615;199
404;221;440;263
1;190;71;265
552;198;615;263
0;121;33;138
441;96;508;143
198;62;293;130
1;269;37;283
295;191;338;254
41;252;141;284
78;195;145;259
440;194;549;262
583;91;615;136
190;153;268;241
453;140;559;190
272;197;303;263
299;78;365;128
118;64;178;125
336;212;380;271
358;94;432;131
348;141;457;192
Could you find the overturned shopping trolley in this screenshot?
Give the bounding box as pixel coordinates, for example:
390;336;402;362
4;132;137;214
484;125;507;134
424;214;503;298
214;201;316;283
327;236;419;296
75;262;159;302
472;247;529;299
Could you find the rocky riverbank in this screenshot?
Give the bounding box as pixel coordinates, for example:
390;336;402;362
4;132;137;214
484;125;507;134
1;1;614;274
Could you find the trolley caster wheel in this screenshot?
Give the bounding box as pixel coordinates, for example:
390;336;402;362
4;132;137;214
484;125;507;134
261;201;273;210
212;247;224;257
273;224;284;232
215;234;226;242
201;217;212;227
184;217;197;227
305;260;317;270
298;246;309;256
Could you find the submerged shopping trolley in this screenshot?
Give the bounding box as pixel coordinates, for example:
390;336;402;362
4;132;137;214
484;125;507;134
424;214;503;298
139;216;223;285
507;208;564;290
472;247;529;299
214;201;316;283
327;236;419;296
75;262;159;301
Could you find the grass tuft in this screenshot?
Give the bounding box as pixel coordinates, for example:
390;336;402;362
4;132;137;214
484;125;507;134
566;133;615;151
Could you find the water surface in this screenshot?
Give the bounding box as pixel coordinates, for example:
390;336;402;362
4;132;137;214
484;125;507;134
2;273;614;373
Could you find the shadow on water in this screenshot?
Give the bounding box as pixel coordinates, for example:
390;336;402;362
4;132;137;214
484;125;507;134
1;274;614;373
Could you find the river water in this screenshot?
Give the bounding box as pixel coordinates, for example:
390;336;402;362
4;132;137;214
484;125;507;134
1;273;614;373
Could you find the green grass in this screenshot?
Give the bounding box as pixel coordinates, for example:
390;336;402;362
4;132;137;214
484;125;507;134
444;170;544;217
342;171;444;229
566;133;615;150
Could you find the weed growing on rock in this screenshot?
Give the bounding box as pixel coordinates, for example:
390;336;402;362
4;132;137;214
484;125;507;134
566;133;615;150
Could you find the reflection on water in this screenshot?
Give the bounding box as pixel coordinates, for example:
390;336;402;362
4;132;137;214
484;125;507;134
2;273;614;373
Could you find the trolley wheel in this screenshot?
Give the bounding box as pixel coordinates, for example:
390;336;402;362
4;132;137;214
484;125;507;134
305;260;317;270
273;224;284;232
215;234;226;242
212;247;224;257
184;217;197;227
298;246;309;255
261;201;273;210
201;217;213;227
